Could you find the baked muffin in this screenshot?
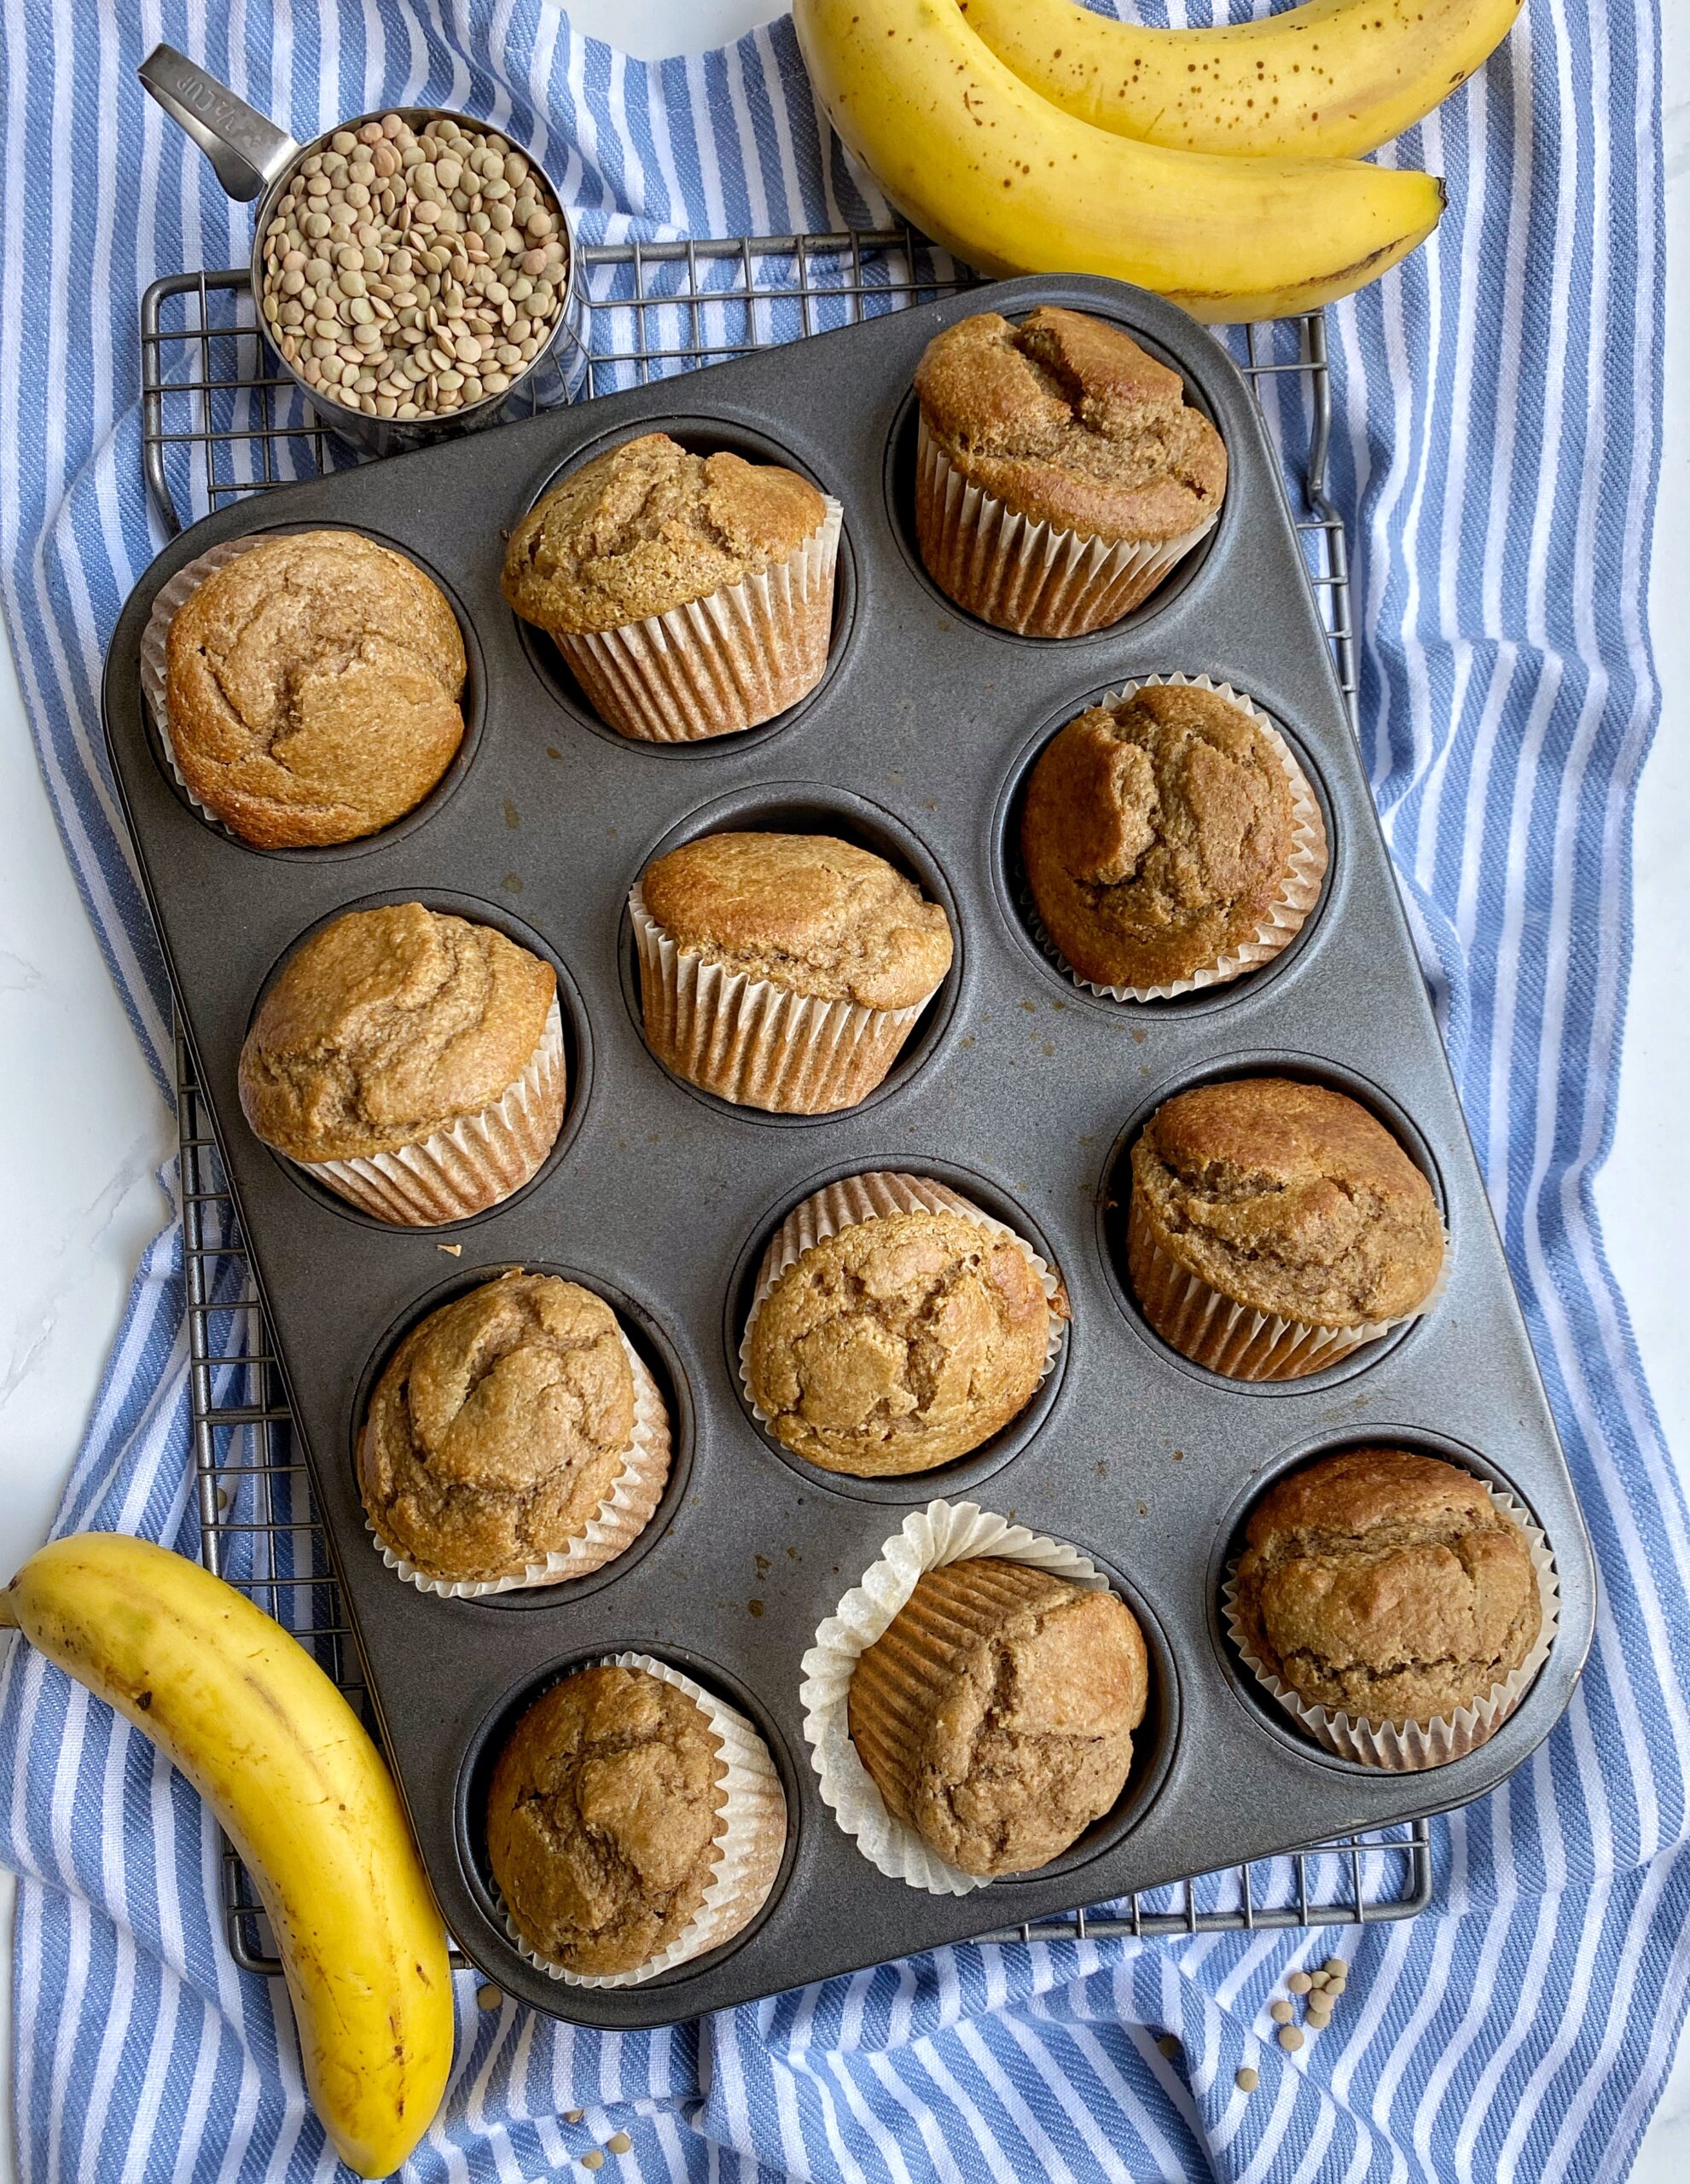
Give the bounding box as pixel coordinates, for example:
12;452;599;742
741;1172;1065;1477
913;306;1226;636
1128;1077;1444;1380
357;1272;670;1595
1228;1449;1548;1766
486;1660;786;1981
502;431;841;741
1020;678;1325;996
632;831;954;1112
848;1559;1148;1877
239;902;565;1225
159;530;467;847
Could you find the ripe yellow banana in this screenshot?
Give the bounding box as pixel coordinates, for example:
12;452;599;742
793;0;1443;321
959;0;1524;160
0;1534;454;2178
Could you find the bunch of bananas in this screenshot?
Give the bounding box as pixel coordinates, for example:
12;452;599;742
2;1536;454;2177
793;0;1524;320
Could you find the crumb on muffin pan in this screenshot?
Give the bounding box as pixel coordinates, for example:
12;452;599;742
100;274;1593;2029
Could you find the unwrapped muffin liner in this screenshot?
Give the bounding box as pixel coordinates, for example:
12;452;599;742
365;1329;671;1600
497;1651;787;1987
629;883;934;1114
799;1499;1112;1895
1126;1194;1451;1382
140;533;287;829
1222;1481;1559;1771
557;497;843;742
915;416;1216;639
293;995;565;1226
738;1170;1066;1429
1021;675;1328;1002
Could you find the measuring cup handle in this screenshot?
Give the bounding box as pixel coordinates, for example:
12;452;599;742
137;44;299;203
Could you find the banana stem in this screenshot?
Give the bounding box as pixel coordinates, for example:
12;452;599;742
0;1587;20;1629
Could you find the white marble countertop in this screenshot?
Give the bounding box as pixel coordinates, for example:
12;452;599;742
0;1;1684;2174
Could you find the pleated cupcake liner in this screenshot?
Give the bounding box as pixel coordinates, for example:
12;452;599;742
798;1499;1111;1896
140;533;283;831
1222;1482;1560;1770
557;497;842;742
915;416;1215;639
364;1329;671;1599
628;883;932;1114
738;1170;1066;1429
293;995;565;1226
1021;674;1329;1002
498;1652;787;1987
1126;1196;1451;1382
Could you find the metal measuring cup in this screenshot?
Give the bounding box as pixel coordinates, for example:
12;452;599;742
138;44;589;457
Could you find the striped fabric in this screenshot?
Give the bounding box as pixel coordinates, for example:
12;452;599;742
0;2;1684;2179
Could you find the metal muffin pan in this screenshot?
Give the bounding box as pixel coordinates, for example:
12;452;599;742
101;273;1595;2028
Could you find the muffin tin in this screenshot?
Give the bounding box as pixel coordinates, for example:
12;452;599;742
101;272;1596;2026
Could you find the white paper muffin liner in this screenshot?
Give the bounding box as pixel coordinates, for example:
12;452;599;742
738;1170;1067;1431
1021;675;1329;1003
557;497;842;742
140;534;286;828
293;995;565;1226
629;883;934;1114
365;1329;671;1599
498;1652;787;1987
1222;1481;1559;1770
799;1499;1113;1895
1127;1196;1451;1381
915;416;1216;638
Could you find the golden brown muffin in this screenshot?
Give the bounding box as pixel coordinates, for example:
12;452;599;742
357;1274;636;1586
1231;1449;1543;1723
1130;1077;1444;1329
639;833;954;1009
487;1664;727;1977
502;431;828;635
743;1209;1064;1476
849;1560;1148;1877
914;307;1227;543
239;902;559;1164
1021;682;1310;991
165;530;466;848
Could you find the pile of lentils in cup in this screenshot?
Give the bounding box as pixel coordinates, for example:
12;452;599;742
258;112;568;421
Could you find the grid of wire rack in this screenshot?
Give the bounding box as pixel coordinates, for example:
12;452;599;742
154;229;1416;1979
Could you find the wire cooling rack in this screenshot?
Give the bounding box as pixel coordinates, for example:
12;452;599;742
139;229;1356;720
154;230;1416;1979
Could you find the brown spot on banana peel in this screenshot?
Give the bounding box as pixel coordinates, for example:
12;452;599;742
1169;177;1444;312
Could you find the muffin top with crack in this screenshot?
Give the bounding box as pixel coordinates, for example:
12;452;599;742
638;831;954;1008
165;530;467;849
743;1206;1064;1476
914;306;1227;543
486;1664;726;1977
1021;682;1306;990
502;431;828;634
1130;1077;1444;1328
849;1559;1148;1877
238;902;557;1162
1230;1448;1543;1723
358;1273;636;1585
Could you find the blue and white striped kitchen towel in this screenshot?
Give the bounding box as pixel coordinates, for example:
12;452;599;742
1;3;1686;2179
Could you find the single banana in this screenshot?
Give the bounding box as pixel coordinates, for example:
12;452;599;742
0;1534;454;2178
960;0;1524;160
793;0;1442;321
